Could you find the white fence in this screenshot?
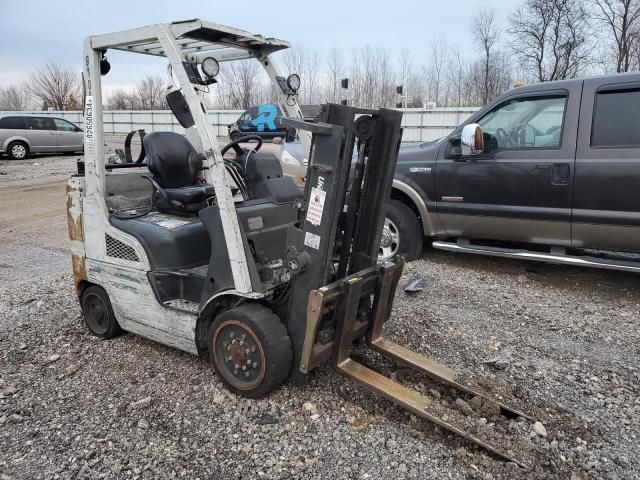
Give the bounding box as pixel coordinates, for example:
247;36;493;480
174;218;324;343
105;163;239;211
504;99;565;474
0;107;479;142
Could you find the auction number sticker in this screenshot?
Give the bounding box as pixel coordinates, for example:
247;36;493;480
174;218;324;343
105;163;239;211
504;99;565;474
305;187;326;226
84;95;94;153
304;232;321;250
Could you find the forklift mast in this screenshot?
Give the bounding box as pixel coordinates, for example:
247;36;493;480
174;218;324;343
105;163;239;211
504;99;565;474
281;105;403;374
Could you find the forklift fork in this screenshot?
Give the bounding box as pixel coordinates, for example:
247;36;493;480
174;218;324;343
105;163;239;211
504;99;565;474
306;259;532;469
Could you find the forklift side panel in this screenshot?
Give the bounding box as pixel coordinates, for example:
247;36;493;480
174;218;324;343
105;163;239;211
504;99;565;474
85;258;198;354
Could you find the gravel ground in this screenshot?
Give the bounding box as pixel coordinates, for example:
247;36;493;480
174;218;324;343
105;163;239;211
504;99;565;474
1;151;639;479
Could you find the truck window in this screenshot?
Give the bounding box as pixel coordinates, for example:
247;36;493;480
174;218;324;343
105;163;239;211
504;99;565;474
478;96;567;150
0;117;26;129
591;88;640;148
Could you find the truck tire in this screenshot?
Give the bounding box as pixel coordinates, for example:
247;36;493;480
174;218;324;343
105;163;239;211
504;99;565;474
209;303;292;399
380;199;423;261
81;285;123;339
7;141;28;160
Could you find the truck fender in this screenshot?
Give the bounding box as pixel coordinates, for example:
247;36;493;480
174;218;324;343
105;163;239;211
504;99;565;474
392;178;438;237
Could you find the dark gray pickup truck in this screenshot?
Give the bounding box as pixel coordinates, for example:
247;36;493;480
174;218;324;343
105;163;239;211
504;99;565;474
383;73;640;273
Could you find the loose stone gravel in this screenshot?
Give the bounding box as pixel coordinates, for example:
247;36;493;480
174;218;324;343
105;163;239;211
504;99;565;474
0;151;638;479
1;251;638;479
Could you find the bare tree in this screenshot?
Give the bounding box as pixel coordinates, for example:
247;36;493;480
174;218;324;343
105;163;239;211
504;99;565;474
106;89;139;110
0;85;29;111
448;46;466;107
509;0;592;82
26;63;81;110
592;0;640;72
325;47;344;104
135;76;166;110
427;36;448;106
471;8;500;104
218;60;263;109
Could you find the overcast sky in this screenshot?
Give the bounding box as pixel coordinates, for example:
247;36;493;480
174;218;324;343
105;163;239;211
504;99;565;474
0;0;509;92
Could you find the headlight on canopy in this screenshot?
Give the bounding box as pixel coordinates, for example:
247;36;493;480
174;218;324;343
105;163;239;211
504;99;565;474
201;57;220;78
287;73;301;93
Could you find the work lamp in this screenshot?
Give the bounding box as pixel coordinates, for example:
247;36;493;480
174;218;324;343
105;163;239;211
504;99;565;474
287;74;301;93
201;57;220;78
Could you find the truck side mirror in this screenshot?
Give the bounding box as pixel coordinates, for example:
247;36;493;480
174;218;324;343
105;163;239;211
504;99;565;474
461;123;484;156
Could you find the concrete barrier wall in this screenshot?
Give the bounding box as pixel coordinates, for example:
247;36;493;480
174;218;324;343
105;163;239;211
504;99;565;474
0;108;480;142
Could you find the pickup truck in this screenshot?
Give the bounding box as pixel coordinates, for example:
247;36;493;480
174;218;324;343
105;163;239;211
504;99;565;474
384;73;640;273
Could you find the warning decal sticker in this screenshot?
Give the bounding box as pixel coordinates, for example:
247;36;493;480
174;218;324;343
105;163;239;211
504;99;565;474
305;187;326;226
304;232;321;250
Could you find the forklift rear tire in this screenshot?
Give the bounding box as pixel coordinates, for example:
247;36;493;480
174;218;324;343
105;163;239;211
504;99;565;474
380;199;423;261
209;303;292;399
81;285;123;339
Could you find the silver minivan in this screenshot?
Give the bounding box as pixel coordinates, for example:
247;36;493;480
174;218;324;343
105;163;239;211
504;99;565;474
0;116;84;159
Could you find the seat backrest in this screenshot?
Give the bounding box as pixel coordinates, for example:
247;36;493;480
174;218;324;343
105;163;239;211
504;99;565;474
143;132;202;188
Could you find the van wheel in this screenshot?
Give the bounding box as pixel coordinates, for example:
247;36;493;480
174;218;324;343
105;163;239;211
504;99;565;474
209;303;292;399
379;199;423;261
7;141;28;160
81;285;123;339
230;132;242;141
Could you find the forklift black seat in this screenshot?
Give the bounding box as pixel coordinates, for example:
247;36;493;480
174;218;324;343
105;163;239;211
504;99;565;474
143;132;214;213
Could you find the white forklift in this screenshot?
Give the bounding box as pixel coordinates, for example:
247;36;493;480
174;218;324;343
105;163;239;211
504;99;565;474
68;19;534;467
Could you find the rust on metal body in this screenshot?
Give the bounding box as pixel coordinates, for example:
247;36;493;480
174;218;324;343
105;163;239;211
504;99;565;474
66;180;87;292
66;183;84;242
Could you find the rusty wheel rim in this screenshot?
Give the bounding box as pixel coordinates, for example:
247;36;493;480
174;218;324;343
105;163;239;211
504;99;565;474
83;293;109;335
212;320;266;391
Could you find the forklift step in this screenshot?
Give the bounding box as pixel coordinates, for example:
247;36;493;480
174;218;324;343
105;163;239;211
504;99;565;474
163;299;199;313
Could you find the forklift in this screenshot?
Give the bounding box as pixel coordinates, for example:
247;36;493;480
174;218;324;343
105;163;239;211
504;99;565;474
68;19;534;468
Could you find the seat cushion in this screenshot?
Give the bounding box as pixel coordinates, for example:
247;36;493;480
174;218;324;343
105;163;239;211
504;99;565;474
164;184;215;204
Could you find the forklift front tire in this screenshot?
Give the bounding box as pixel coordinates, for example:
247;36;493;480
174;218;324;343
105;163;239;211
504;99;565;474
209;303;292;399
81;285;123;339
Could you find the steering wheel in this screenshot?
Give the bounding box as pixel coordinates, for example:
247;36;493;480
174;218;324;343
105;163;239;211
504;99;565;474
221;135;263;158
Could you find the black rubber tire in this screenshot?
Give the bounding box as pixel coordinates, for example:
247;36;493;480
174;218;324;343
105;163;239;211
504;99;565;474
208;303;292;399
383;199;423;261
229;132;242;142
7;141;28;160
81;285;123;339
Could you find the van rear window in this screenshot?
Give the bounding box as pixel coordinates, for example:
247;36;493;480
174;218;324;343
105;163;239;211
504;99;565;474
591;89;640;148
0;117;26;129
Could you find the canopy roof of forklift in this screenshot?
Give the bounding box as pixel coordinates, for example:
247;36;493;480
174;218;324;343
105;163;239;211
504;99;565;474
89;19;290;61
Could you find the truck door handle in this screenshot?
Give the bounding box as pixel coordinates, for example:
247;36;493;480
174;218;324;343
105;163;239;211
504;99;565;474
551;163;570;186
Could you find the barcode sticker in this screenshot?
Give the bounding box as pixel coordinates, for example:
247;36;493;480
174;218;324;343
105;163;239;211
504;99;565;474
304;232;321;250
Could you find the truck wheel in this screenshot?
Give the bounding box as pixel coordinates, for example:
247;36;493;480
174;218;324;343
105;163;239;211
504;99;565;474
209;303;292;399
229;132;242;141
81;285;123;339
7;141;28;160
379;199;423;261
